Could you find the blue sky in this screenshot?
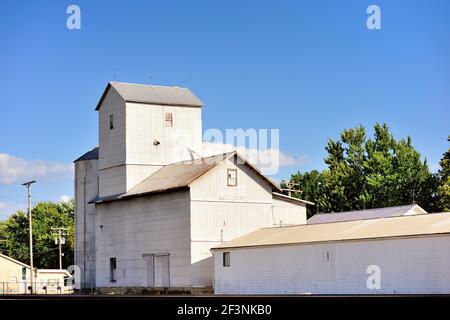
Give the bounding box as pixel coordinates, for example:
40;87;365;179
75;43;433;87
0;0;449;219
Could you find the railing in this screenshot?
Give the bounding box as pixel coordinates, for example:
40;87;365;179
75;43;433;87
0;281;74;295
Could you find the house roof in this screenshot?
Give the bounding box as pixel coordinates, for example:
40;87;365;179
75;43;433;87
0;252;30;268
307;204;427;224
95;82;204;110
0;254;70;275
94;152;281;204
212;212;450;250
38;269;71;276
74;146;99;162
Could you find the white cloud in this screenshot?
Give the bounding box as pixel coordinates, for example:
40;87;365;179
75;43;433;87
201;142;307;175
60;195;71;203
0;201;27;220
0;153;73;185
297;154;311;167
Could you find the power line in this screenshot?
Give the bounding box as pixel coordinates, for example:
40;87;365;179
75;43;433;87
51;227;68;270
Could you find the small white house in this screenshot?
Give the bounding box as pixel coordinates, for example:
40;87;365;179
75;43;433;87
0;253;71;294
212;211;450;294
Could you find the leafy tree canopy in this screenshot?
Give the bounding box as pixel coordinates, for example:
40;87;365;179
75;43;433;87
0;200;74;269
282;123;449;216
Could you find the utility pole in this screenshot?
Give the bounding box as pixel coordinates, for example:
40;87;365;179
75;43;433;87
22;180;36;294
281;181;301;197
52;227;67;269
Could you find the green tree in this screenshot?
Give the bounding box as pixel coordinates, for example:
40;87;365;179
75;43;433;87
284;123;438;213
437;137;450;211
284;170;329;217
0;200;74;269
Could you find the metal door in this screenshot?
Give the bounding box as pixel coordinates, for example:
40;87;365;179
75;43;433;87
144;253;170;287
154;254;170;287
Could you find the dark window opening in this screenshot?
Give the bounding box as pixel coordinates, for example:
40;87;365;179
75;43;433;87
109;114;114;130
223;252;230;267
110;258;117;282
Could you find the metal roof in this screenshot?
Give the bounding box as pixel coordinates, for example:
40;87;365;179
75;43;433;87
94;152;281;204
95;82;204;110
307;204;426;224
74;146;99;162
212;212;450;250
127;153;236;197
273;192;315;206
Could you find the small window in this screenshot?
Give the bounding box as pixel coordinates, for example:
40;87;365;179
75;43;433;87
223;252;230;267
109;114;114;130
110;258;117;282
165;112;173;127
227;169;237;186
322;251;330;262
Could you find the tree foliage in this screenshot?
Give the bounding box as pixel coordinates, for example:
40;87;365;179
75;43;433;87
0;200;74;269
283;124;449;216
437;136;450;211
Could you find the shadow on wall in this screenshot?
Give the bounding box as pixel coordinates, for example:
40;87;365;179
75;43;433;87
191;255;213;287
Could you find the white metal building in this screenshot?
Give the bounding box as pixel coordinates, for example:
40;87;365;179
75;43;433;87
74;82;311;290
212;211;450;294
307;204;427;224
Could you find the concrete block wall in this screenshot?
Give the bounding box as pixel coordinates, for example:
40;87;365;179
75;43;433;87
213;235;450;294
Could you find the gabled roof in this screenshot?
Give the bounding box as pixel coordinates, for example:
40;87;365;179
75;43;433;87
94;152;281;204
0;252;30;268
212;212;450;250
74;146;99;162
307;204;427;224
96;81;204;110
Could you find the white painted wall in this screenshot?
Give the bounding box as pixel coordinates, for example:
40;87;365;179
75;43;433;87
189;158;307;287
97;89;203;197
125;103;202;165
272;198;307;226
124;102;202;190
0;254;31;284
74;159;98;288
95;190;192;288
98;87;127;196
213;235;450;294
